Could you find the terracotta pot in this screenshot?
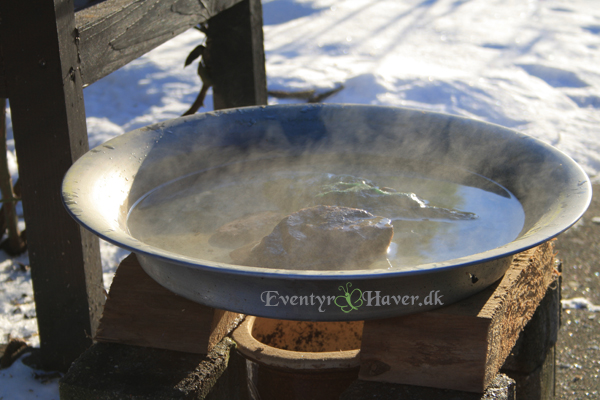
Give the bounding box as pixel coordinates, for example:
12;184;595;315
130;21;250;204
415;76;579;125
232;316;363;400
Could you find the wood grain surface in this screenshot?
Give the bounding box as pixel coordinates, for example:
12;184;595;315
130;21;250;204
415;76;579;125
95;253;244;354
359;241;556;393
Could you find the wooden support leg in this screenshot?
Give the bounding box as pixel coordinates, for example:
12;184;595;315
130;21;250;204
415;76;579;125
0;0;104;371
357;243;555;393
341;245;558;399
209;0;268;110
59;338;249;400
206;349;251;400
501;262;561;399
60;255;249;399
94;254;244;355
340;374;517;400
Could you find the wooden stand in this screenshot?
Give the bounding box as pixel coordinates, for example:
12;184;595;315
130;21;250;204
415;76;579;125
358;241;556;393
0;0;266;371
59;338;250;400
95;254;244;354
62;254;249;400
62;242;557;399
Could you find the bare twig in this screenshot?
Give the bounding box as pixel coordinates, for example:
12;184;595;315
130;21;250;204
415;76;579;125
268;85;345;103
182;83;211;116
267;89;316;100
307;85;344;103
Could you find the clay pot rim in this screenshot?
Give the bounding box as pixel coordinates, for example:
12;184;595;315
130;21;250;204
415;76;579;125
231;316;361;370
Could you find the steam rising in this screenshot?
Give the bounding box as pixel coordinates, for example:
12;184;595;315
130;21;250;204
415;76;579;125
120;105;585;272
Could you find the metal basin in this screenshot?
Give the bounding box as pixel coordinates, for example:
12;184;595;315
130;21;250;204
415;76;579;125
62;104;591;320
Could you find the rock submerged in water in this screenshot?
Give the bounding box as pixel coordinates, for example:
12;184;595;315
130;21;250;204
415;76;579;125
241;205;393;271
266;174;477;221
209;211;284;248
314;180;477;221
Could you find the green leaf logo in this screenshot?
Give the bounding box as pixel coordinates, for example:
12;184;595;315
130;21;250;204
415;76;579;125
335;282;363;313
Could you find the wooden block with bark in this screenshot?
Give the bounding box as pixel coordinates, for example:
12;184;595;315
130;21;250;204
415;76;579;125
95;253;244;354
358;241;556;393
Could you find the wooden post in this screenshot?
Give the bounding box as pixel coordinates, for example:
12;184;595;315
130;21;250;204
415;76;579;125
0;0;266;372
209;0;268;110
0;0;104;371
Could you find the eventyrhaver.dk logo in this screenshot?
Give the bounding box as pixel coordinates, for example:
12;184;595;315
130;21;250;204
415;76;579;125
260;282;444;313
334;282;363;313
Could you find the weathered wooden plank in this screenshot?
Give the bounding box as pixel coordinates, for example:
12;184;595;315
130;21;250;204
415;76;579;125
359;242;556;393
75;0;242;86
501;264;560;374
501;264;560;400
0;0;105;372
340;374;517;400
503;347;556;400
95;254;244;354
60;338;246;400
209;0;268;109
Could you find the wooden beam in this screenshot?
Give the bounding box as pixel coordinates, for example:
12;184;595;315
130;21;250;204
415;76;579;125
359;242;556;393
95;254;244;354
0;0;265;372
0;0;105;371
59;338;249;400
74;0;242;87
209;0;268;109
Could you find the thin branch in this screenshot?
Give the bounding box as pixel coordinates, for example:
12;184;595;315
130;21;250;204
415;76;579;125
268;85;345;103
267;89;316;100
307;85;344;103
182;83;211;116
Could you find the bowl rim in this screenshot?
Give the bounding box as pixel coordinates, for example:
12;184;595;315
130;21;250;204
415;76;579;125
63;104;593;280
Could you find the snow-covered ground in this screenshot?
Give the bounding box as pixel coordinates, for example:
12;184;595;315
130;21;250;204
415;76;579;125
1;0;600;397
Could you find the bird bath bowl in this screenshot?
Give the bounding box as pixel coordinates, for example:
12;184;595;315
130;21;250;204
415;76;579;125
62;104;591;320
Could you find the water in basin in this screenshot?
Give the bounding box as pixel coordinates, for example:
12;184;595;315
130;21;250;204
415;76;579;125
126;155;525;271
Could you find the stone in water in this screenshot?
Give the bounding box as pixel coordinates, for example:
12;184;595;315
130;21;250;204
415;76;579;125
243;205;394;270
